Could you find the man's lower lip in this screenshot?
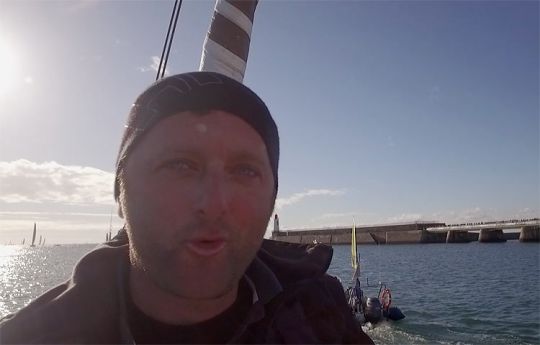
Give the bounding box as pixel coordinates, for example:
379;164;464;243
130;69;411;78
186;240;226;256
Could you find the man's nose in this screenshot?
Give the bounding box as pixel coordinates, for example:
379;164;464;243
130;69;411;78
194;172;229;220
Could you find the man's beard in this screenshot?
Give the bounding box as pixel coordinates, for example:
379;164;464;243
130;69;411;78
126;218;265;300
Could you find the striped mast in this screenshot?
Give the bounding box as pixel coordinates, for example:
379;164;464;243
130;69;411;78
199;0;259;82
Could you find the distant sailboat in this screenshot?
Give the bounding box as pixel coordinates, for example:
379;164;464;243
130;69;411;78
30;223;37;247
106;210;113;242
22;238;25;245
38;235;42;246
42;238;46;246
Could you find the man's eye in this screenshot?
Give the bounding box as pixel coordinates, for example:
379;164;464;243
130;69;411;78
163;159;197;172
232;164;260;178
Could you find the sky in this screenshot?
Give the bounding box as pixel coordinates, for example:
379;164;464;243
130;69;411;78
0;0;538;244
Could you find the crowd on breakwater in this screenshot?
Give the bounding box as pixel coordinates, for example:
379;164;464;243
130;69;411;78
442;218;539;227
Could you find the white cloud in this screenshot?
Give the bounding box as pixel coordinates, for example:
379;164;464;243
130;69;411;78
514;207;538;219
435;207;539;224
385;207;534;225
138;56;167;75
0;211;113;218
0;217;115;233
0;160;115;205
303;211;376;229
316;211;379;226
456;207;487;221
320;211;359;219
275;189;345;210
0;217;121;244
386;213;424;223
433;207;492;224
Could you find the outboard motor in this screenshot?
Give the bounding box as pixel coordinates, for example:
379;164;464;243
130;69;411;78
363;297;383;323
385;306;406;321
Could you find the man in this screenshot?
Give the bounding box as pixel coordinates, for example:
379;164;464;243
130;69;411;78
0;72;374;344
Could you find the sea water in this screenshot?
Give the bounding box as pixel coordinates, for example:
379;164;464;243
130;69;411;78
329;242;540;345
1;242;539;344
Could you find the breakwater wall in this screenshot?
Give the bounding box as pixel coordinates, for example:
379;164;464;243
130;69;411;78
273;229;447;245
272;223;536;245
272;222;446;245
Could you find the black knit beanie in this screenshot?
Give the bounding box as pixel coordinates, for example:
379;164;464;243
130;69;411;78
114;71;279;201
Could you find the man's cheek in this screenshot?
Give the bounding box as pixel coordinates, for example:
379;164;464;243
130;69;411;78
231;202;267;225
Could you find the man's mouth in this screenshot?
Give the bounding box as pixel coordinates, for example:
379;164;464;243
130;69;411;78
186;239;226;256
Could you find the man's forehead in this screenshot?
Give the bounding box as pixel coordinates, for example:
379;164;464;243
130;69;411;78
137;111;269;153
153;110;264;135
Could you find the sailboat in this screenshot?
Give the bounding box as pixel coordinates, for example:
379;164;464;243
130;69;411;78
105;210;113;242
345;221;405;325
30;223;37;247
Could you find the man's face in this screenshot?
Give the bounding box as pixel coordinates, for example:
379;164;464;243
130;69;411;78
119;110;275;299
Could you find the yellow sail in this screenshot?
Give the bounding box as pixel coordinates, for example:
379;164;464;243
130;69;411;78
351;220;361;281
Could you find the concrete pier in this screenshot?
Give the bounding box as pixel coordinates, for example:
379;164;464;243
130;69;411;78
270;232;378;245
272;220;540;245
385;230;422;244
301;234;332;244
369;232;386;244
446;230;472;243
272;222;444;245
384;230;446;244
478;228;506;243
519;225;540;242
421;230;447;243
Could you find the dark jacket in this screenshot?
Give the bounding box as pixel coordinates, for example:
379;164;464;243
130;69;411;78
0;238;373;344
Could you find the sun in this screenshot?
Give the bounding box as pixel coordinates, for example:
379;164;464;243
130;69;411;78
0;37;22;98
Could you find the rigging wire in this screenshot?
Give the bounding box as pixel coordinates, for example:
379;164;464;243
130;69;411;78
156;0;183;81
155;0;177;80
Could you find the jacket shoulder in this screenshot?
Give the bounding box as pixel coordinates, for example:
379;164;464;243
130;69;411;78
0;244;128;344
257;240;374;344
258;239;333;284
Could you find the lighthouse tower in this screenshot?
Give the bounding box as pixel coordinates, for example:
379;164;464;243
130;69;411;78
271;214;280;239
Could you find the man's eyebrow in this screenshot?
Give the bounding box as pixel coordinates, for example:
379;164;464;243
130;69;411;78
229;151;268;166
150;148;268;166
151;148;201;162
155;148;197;157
